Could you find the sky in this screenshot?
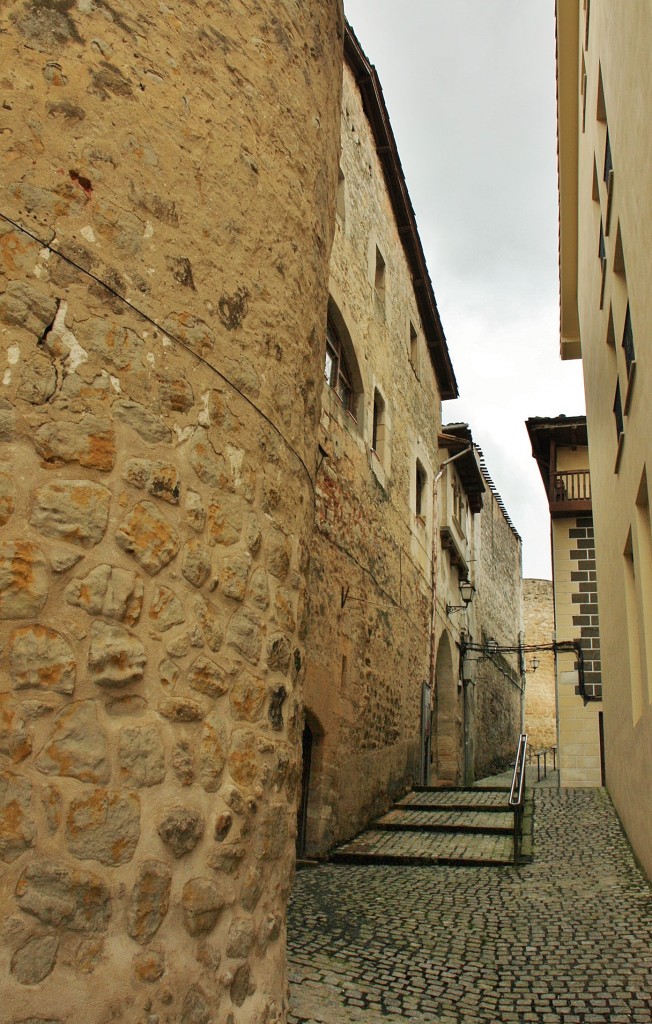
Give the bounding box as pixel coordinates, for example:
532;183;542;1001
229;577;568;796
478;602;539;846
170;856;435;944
343;0;586;580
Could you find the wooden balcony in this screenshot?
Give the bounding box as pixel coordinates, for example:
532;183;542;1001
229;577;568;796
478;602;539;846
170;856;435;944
549;469;592;517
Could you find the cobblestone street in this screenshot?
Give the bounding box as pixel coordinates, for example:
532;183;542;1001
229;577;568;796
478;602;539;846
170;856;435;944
288;787;652;1023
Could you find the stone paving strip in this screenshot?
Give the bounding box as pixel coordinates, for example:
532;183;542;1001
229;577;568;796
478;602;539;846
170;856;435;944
396;787;510;809
288;788;652;1024
332;827;515;865
378;807;515;832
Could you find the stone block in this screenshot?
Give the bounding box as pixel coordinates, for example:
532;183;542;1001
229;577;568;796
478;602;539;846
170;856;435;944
172;741;194;786
83;318;143;370
118;724;165;787
230;673;266;722
113;399;172;443
180;982;213;1024
115;500;180;575
158;697;205;722
228;729;258;789
15;859;111;931
226;608;262;664
150;585;185;632
16;351;58;405
0;770;36;862
207;499;241;546
10;933;59;985
122;458;181;504
35;701;109;784
188;656;228;699
65;788;141;865
181;878;226;936
31;480;111;547
190;433;232;490
158;374;194;413
89;620;146;688
182;539;211;588
249;567;270;610
33;415;116;471
185;490;206;532
220;552;251;601
127;860;171;943
198;712;227;792
65;563;144;624
133;948;165;982
226;916;255;958
193;595;224;652
0;695;32;762
0;540;49;618
266;528;290;579
157;806;204;858
9;624;76;694
0;470;15;525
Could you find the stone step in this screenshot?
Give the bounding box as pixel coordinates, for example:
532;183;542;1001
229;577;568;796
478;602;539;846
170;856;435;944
395;787;510;812
330;827;516;867
376;807;515;834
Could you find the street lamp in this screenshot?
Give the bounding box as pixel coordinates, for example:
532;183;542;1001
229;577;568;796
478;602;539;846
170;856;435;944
447;579;475;615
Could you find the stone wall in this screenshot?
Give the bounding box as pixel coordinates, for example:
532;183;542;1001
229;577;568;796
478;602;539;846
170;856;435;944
473;479;523;779
0;2;343;1021
523;578;557;751
300;62;445;854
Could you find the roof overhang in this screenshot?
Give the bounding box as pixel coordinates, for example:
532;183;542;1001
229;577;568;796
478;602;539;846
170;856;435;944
556;0;581;360
525;414;588;488
344;23;458;399
439;424;485;513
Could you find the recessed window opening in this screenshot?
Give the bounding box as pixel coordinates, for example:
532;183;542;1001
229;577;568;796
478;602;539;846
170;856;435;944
606;306;615;347
614;379;624;440
325;318;355;418
622;303;635;376
374;246;386;312
614;223;626;276
598;220;606;308
596;66;606;122
372;389;386;461
336;168;345;223
409;321;419;376
584;0;591;50
603;130;613;183
592;158;600;201
415;460;427;520
581;53;588;131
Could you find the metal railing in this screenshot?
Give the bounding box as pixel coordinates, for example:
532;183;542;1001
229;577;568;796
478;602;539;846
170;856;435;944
509;733;528;863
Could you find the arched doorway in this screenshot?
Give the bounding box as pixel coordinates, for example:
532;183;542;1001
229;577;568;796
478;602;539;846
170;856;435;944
434;631;462;785
296;709;324;856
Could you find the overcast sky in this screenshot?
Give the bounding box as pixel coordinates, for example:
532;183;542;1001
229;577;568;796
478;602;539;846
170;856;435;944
344;0;586;580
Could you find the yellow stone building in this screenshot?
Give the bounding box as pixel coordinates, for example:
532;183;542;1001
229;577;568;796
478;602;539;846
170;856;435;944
556;0;652;877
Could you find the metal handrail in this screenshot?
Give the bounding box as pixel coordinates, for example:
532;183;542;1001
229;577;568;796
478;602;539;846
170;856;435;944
509;733;528;862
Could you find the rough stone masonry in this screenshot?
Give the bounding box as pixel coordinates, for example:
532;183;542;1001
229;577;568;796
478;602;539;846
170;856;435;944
0;2;343;1021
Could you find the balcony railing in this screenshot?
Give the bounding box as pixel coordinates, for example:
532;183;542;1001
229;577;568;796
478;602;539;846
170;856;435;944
549;469;592;514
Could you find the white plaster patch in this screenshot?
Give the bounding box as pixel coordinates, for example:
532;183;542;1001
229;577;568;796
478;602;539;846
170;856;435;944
7;345;20;366
198;391;210;427
50;301;88;373
109;375;121;394
80;225;96;243
144;221;154;239
3;370;11;386
146;352;155;366
162;335;172;348
226;445;244;488
174;425;195;445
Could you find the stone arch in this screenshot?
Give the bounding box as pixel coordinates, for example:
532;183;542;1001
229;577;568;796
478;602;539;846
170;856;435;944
297;707;325;856
434;630;462;784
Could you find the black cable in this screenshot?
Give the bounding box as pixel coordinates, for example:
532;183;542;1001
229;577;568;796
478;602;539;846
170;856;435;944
0;210;315;497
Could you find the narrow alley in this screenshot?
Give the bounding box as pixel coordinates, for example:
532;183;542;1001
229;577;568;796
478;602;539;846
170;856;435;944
288;778;652;1024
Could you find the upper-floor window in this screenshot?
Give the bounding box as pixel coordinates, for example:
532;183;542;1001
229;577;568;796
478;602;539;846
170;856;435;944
415;460;427;521
598;220;606;308
622;303;635;377
372;388;386;462
614;379;624;440
374;246;386;317
409;321;420;378
325;318;355;418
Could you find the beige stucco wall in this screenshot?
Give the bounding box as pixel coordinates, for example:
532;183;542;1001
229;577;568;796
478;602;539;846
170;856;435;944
558;0;652;874
552;518;602;787
523;578;556;751
0;2;343;1019
301;63;443;854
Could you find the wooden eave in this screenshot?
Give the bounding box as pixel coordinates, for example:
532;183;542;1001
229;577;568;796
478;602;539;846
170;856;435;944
344;23;458;400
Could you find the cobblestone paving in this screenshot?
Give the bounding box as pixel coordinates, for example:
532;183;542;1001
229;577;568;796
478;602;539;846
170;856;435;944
288;789;652;1023
378;808;514;832
395;789;509;808
333;827;515;864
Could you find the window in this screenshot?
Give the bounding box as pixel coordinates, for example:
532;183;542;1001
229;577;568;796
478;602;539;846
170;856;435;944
581;53;588;132
409;321;419;378
596;66;606;123
325;318;355;418
452;474;465;529
598;220;606;308
584;0;591;50
613;379;624;440
603;130;614;233
374;246;386;316
622;304;635;377
415;460;427;521
613;222;626;275
336;168;345;223
603;131;612;183
371;389;386;462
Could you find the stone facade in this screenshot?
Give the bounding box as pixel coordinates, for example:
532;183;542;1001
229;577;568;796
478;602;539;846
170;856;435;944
299;33;457;856
523;578;556;751
0;2;343;1021
471;464;523;781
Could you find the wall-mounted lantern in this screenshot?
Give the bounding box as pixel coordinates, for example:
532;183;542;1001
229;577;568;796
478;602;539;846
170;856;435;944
447;579;475;615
